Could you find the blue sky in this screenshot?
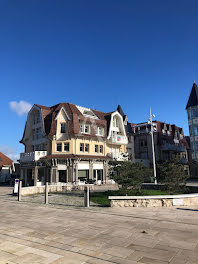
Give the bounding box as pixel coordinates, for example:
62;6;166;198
0;0;198;160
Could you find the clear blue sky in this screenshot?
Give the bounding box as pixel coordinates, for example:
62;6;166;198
0;0;198;160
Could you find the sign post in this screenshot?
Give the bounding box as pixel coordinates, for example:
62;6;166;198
18;181;22;201
13;179;19;195
45;182;48;204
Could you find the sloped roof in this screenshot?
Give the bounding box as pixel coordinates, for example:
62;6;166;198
20;103;117;143
117;105;125;117
186;82;198;109
0;152;13;167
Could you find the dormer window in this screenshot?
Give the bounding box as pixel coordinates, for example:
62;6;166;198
60;123;66;133
97;127;104;136
79;123;90;134
84;125;90;133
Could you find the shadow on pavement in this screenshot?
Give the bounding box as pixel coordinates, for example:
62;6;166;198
176;208;198;212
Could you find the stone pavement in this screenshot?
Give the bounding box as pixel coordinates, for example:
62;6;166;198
1;187;198;263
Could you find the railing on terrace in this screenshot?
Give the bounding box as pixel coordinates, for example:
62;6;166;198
20;151;47;162
162;144;186;152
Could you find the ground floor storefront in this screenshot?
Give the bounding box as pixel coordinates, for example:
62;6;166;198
20;155;109;187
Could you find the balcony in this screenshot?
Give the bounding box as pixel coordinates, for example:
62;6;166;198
108;135;128;145
162;144;186;152
20;151;47;162
108;152;128;161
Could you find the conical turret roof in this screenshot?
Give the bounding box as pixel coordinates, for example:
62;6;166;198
186;82;198;109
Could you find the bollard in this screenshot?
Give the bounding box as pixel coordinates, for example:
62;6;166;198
84;186;89;207
18;181;22;201
45;182;48;204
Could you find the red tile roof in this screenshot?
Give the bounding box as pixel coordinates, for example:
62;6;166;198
130;120;189;149
21;103;114;143
0;152;13;167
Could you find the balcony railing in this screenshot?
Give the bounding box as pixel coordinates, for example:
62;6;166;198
20;151;47;162
108;135;128;145
162;144;186;152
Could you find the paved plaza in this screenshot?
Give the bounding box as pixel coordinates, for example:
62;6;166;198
1;187;198;263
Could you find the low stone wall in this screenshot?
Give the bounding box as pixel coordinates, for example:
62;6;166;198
21;184;94;196
109;194;198;207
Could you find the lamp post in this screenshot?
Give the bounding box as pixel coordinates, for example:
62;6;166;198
148;108;157;184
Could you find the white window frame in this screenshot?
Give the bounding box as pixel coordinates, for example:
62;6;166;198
95;145;98;153
64;142;69;152
85;144;89;153
97;127;104;136
79;123;91;134
60;123;66;134
99;145;103;154
80;124;83;133
84;124;90;134
80;143;84;152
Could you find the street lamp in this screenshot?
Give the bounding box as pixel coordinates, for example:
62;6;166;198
148;108;157;184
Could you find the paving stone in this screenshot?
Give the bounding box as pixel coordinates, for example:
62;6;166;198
0;250;15;262
103;245;134;258
0;187;198;264
10;253;46;263
127;244;176;262
139;257;169;264
109;256;139;264
0;241;28;254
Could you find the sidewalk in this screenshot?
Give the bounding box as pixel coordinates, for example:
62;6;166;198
0;187;198;263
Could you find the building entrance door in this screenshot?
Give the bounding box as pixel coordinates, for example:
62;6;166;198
59;170;67;183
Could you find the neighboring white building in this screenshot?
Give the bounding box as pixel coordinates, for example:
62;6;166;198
0;152;15;183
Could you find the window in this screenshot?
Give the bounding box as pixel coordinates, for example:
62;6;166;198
36;128;41;139
32;129;35;140
84;125;90;133
195;142;198;152
64;142;69;152
98;127;104;136
36;115;40;123
113;117;118;127
194;125;198;136
193;109;198;118
31;145;34;152
189;125;193;136
79;123;90;134
85;144;89;152
80;143;84;152
56;143;62;152
99;145;103;154
80;124;83;133
95;145;98;153
60;123;66;133
33;114;40;124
